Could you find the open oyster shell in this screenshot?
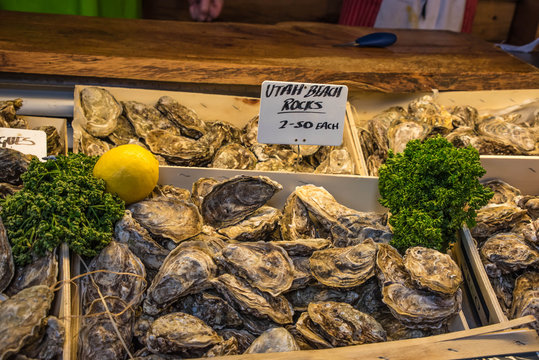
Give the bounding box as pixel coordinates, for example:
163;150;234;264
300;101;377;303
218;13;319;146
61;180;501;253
309;240;377;288
201;176;282;228
244;327;300;354
404;247;462;295
80;87;122;137
217;241;295;296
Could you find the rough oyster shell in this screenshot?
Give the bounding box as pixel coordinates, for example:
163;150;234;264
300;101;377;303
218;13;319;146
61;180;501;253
388;118;431;153
314;149;354;174
218;241;295;296
309;240;377;288
201;176;282;228
173;292;243;330
107;114;138;146
0;182;21;199
408;95;454;131
122;100;181;139
404;247;462;295
382;283;462;330
285;285;360;312
308;301;387;346
376;243;410;287
218;329;256;353
330;213;391;247
81;241;146;311
244;327;300;354
210;143;257;170
79;296;134;360
0;285;53;360
210;274;294;324
6;250;57;297
0;217;14;293
295;312;332;349
482;179;521;205
145;129;211;166
471;204;529;241
80;87;122;137
217;206;281;241
147;184;191;202
0;148;34;185
144;246;216;316
20;315;64;360
450;105;478;128
145;312;222;355
75;127;111;157
191;177;219;210
289;256;314;291
0;98;24;128
279;193;318;241
204;336;240;357
478;116;536;152
128;198;202;244
33;125;64;156
518;195;539;220
114;210;169;273
480;233;539;273
271;238;331;257
241;115;260;148
156;96;206;139
510;272;538;331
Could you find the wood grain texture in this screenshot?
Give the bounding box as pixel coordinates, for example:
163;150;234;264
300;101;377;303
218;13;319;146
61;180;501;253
0;10;537;92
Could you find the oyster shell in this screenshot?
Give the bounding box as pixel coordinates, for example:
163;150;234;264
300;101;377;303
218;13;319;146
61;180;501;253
20;315;64;360
210;274;294;324
279;193;318;241
145;129;211;166
450;105;478;128
478;116;536;152
308;301;386;346
376;243;410;287
0;285;53;360
0;217;14;293
0;98;24;128
482;179;521;205
191;177;219;210
80;87;122;137
6;250;57;297
404;247;462;295
144;246;216;316
408;95;454;131
0;148;34;185
285;285;360;312
122;100;181;139
510;272;538;331
314;149;354;174
0;182;21;199
309;240;377;288
145;312;222;355
204;336;240;357
471;204;529;241
218;329;256;353
201;176;282;228
217;206;281;241
330;213;391;247
173;292;243;330
114;210;169;273
81;241;146;311
128;198;202;244
271;238;331;257
295;312;332;349
33;125;64;155
382;283;462;330
244;327;300;354
107;114;138;146
388;118;431;153
218;241;295;296
518;195;539;220
156;96;206;139
79;296;134;360
480;233;539;273
289;256;314;290
241;115;260;148
210;143;257;170
75;127;111;157
147;184;191;202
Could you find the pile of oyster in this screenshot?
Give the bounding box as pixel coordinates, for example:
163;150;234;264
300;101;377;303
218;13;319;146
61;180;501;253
0;148;64;359
73;87;355;174
471;179;539;332
78;175;463;358
357;95;539;175
0;98;65;156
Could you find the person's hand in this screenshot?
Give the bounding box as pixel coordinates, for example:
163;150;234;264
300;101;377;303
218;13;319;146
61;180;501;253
189;0;223;22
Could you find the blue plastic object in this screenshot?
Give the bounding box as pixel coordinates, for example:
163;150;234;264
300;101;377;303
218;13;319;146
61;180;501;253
334;32;397;47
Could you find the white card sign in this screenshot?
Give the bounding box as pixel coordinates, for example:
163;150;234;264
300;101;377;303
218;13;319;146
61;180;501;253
0;127;47;160
258;81;348;146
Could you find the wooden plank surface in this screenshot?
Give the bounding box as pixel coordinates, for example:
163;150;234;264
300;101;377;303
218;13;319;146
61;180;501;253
0;10;537;92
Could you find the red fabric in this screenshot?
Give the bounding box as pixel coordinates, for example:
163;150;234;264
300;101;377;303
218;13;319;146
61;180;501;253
461;0;478;33
338;0;383;27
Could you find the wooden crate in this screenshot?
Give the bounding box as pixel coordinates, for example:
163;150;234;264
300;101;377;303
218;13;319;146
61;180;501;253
72;85;364;175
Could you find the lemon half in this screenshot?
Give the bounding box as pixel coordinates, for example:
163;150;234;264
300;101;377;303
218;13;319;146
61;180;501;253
93;144;159;204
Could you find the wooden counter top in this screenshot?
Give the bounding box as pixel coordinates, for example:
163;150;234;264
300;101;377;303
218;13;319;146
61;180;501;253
0;10;537;92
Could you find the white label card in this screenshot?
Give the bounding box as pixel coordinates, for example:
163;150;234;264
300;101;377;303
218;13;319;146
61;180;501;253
258;81;348;146
0;127;47;160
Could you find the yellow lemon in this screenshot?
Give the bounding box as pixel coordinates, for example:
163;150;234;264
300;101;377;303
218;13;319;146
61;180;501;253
93;144;159;204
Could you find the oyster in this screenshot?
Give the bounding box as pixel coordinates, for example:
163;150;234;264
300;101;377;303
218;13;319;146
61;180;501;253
147;184;191;202
210;274;294;324
107;114;138;146
408;95;454;131
295;312;333;349
145;129;211;166
376;243;410;286
279;193;318;241
271;238;331;257
382;283;462;330
122;100;181;139
210;143;257;170
0;148;34;185
308;301;386;346
19;316;64;360
241;115;260;148
79;296;134;360
404;247;462;295
173;292;243;330
201;176;282;228
191;177;219;210
309;240;377;288
144;246;216;316
510;272;538;331
0;98;24;128
387;118;431;153
114;210;169;273
0;182;21;199
482;179;521;205
480;233;539;273
75;127;111;157
217;206;281;241
128;198;202;244
204;337;239;357
156;96;206;139
244;327;300;354
33;125;64;155
471;204;529;241
145;312;222;355
450;105;478;128
478;117;536;152
518;195;539;220
330;213;391;247
0;217;14;293
289;256;314;290
81;241;146;311
218;329;256;353
80;87;122;137
0;285;54;360
217;241;295;296
285;285;360;312
6;250;57;297
314;149;354;174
